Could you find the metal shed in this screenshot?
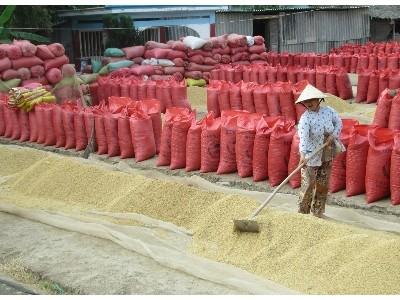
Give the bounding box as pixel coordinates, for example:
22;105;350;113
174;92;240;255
216;6;370;53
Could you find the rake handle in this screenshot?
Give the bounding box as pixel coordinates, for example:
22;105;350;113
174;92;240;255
249;141;330;219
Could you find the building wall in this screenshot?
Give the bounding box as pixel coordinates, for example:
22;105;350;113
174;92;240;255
279;8;370;53
215;12;253;36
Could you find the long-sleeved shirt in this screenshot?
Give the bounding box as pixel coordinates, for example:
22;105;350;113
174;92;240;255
298;105;342;167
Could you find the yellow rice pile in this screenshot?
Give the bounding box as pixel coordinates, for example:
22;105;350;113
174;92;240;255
0;145;399;294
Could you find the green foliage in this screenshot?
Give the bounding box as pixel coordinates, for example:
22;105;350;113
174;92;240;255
0;5;50;43
103;14;144;48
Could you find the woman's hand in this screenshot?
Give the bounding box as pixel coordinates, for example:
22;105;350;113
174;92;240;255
325;135;334;146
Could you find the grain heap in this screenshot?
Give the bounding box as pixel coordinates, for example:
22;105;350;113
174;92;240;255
0;145;399;294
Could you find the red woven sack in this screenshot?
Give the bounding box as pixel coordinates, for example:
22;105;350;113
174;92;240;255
229;81;243;110
387;54;399;70
156;80;173;113
218;81;231;113
61;105;76;149
236;113;262;177
242;81;257;113
0;101;5;136
326;68;338;96
43;104;56;146
129;110;156;162
185;117;205;172
51;105;65;148
139;99;162;154
378;71;389;95
388;93;400;130
287;133;301;188
35;105;46;144
373;89;394;128
304;68;316;86
355;70;370;102
336;70;353;100
328;119;359;193
207;80;221;117
74;110;88;151
171;80;190;109
18;110;30;142
200;113;221;173
388;71;400;89
253;83;270;115
346;125;373;196
266;83;281;116
43;55;68;71
275;82;296;121
366;71;380;103
391;133;400;205
249;66;259;84
253;117;282;182
267;66;277;83
217;110;243;174
83;109;96;152
103;113;120;157
268;119;295;186
170;111;195;170
94;112;108;155
277;66;288;82
365;127;394;203
157;107;190;166
28;109;38;142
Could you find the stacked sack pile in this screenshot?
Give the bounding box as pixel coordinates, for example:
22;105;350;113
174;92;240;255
90;34;267;82
0;94;162;162
210;64;353;100
0;40;69;91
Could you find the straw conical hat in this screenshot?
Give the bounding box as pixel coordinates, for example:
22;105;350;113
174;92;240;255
295;84;327;104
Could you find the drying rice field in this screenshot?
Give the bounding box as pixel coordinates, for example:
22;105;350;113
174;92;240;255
1;145;399;295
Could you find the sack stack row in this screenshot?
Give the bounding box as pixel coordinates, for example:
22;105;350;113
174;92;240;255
210;65;353;99
372;89;400;129
89;73;190;113
255;51;400;74
0;95;162;162
1;91;399;205
157;109;302;187
206;80;309;121
329;120;400;205
155;108;400;205
331;41;400;55
356;69;400;103
0;40;69;90
95;34;268;82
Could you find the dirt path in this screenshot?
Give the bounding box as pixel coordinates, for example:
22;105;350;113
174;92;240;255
0;212;248;295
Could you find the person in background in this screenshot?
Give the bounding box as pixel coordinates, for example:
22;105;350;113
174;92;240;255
296;84;343;218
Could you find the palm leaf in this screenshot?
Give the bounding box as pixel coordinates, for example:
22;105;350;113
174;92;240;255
9;30;50;43
0;5;16;27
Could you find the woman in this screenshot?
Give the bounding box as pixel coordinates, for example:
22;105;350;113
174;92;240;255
296;84;343;218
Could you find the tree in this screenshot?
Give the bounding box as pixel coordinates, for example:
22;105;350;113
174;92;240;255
103;14;144;48
0;5;50;43
0;5;100;43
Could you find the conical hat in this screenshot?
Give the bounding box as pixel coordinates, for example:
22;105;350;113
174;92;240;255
295;84;327;104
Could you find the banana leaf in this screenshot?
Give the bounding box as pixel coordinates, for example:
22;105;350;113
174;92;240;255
10;31;50;43
0;6;16;27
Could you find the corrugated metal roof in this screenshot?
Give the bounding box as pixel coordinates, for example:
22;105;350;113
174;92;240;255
369;5;400;19
216;5;369;14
